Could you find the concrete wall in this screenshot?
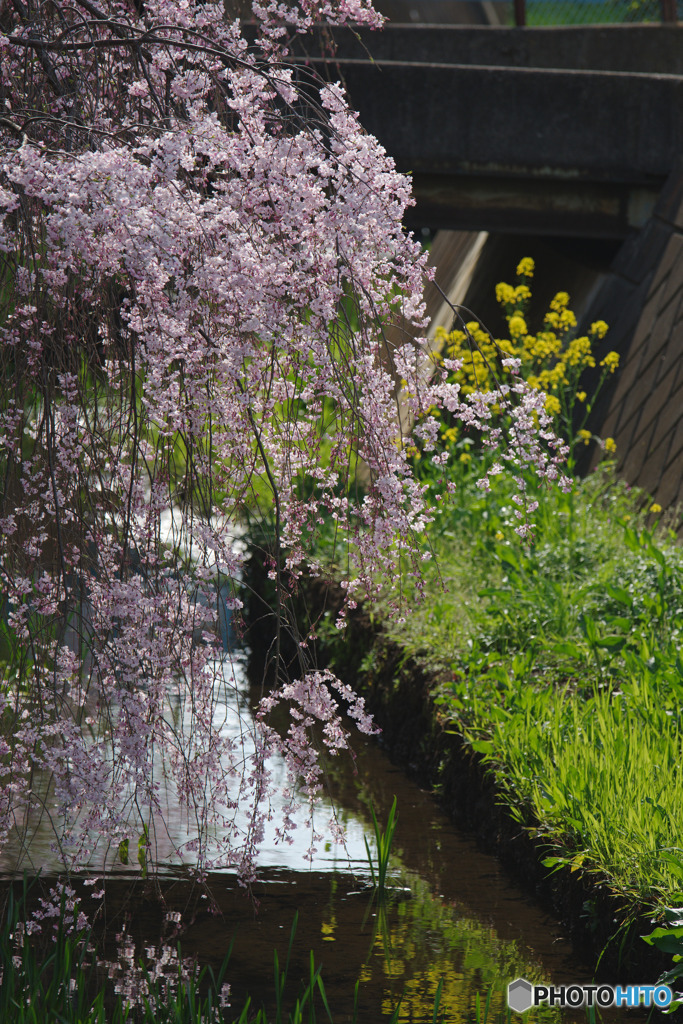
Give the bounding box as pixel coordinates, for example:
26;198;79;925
585;162;683;510
322;24;683;74
292;26;683;238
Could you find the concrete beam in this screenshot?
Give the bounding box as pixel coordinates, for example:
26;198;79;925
406;174;659;236
305;24;683;76
307;59;683;185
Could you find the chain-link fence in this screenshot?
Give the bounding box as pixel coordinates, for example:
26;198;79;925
521;0;673;24
377;0;678;24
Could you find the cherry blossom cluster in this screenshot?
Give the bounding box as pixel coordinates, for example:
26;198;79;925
0;0;567;886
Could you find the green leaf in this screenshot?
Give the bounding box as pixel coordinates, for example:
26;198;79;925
661;852;683;883
662;907;683;926
641;926;683;954
549;640;584;659
469;739;495;756
594;635;626;651
605;585;633;607
622;525;640;552
542;856;569;875
604;616;632;633
578;614;598;645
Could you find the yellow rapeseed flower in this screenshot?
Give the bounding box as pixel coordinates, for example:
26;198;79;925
539;363;567;389
433;265;611;456
605;437;617;454
494;530;505;541
550;292;570;311
566;336;595;368
600;351;620;373
650;503;662;514
508;314;527;338
544;394;561;416
459;452;471;464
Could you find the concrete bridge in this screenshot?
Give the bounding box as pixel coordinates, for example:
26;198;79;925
296;24;683;237
293;23;683;512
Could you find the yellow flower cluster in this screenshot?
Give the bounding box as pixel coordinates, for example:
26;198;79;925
495;283;531;310
434;258;619;417
508;314;527;338
436;320;516;397
600;351;620;373
566;335;595;368
544;394;561;416
429;258;622;459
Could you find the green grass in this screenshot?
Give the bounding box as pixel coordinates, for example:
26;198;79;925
364;795;399;897
368;457;683;920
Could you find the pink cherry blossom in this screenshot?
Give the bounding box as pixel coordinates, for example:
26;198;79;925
0;0;566;889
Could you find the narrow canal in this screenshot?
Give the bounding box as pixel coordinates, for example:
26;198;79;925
0;637;622;1023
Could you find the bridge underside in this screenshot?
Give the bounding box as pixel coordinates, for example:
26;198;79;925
308;57;681;237
290;24;683;512
291;25;683;237
407;173;660;238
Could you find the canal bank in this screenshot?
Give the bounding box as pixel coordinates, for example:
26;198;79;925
244;561;676;995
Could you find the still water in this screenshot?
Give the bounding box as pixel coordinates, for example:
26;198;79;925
88;717;602;1023
0;649;623;1021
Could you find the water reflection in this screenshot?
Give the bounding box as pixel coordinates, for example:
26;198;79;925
92;863;583;1024
0;647;631;1022
0;654;372;877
